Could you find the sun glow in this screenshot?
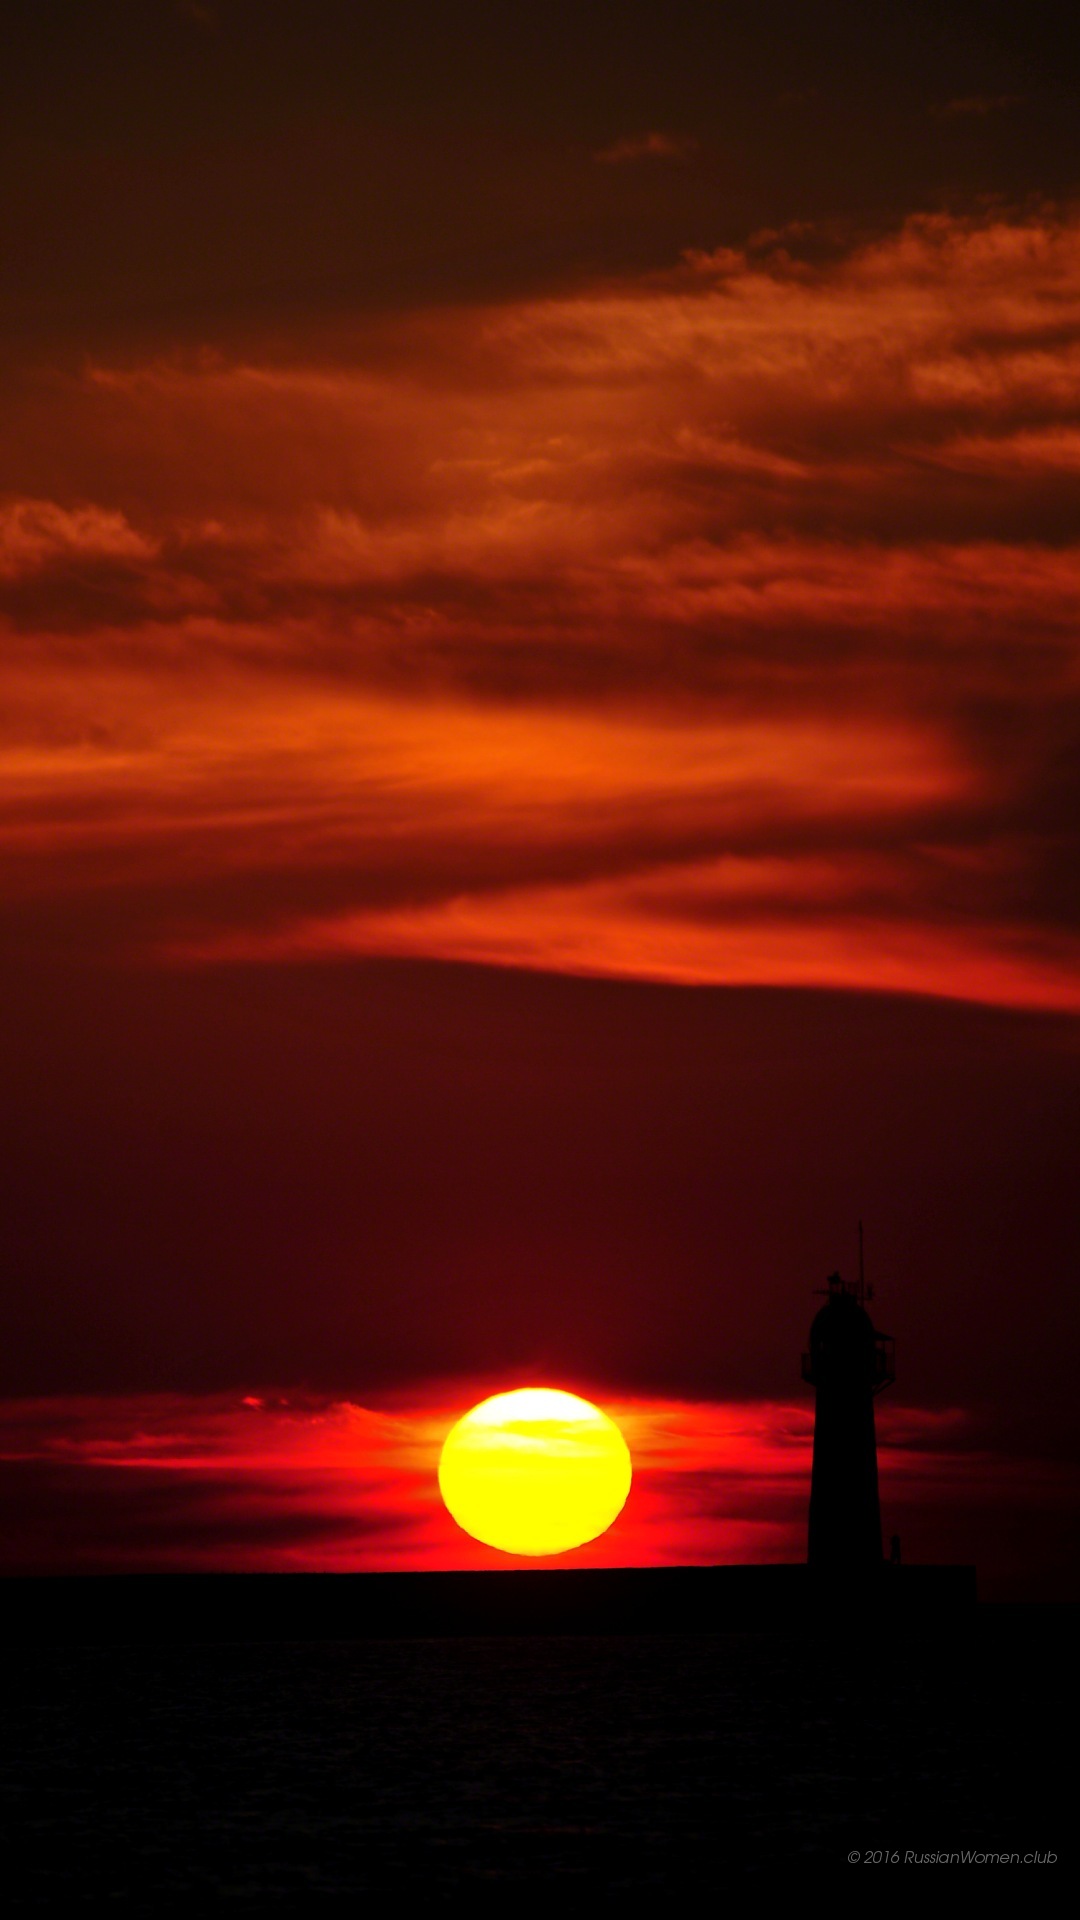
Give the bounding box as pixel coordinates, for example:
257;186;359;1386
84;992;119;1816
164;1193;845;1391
437;1388;633;1556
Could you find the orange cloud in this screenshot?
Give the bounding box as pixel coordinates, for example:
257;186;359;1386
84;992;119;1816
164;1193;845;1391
0;499;157;577
206;875;1080;1013
3;209;1080;1007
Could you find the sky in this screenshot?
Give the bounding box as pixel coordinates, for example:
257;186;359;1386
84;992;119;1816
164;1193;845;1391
1;2;1078;1597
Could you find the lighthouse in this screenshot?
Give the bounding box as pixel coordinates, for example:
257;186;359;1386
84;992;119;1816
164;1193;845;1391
801;1232;895;1568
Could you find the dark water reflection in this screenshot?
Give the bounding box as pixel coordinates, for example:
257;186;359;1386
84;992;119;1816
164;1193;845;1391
0;1621;1066;1897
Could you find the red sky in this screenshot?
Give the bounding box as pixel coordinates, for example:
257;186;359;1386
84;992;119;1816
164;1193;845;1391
0;1389;1069;1601
2;2;1078;1593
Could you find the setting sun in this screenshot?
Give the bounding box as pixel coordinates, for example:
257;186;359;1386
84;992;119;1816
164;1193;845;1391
438;1388;633;1556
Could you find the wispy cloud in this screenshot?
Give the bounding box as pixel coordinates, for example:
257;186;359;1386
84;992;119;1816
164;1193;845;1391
595;131;698;165
931;94;1027;119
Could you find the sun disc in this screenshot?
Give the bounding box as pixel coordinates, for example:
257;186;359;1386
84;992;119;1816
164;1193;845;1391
438;1387;632;1556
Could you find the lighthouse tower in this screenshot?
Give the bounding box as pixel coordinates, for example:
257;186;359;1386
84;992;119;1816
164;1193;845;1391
801;1231;895;1568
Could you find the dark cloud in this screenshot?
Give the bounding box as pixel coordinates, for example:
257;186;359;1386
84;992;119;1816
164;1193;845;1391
0;1459;393;1571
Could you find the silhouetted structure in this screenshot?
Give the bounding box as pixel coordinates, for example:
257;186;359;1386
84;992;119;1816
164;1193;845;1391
802;1232;895;1568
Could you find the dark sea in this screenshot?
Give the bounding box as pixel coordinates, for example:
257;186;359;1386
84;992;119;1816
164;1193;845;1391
1;1616;1068;1897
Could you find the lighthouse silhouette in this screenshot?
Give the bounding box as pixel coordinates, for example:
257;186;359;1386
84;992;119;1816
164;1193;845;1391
802;1225;895;1567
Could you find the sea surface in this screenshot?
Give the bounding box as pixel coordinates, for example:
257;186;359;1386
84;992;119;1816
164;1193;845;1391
1;1616;1068;1897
